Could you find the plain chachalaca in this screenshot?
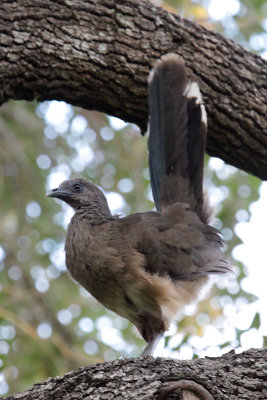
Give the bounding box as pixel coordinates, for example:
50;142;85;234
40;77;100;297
47;54;231;356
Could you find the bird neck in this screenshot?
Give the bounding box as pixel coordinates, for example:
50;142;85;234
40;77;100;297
74;203;112;221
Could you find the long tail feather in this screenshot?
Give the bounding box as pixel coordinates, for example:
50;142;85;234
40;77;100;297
148;54;209;223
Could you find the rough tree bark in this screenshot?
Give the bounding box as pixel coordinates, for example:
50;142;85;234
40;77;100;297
5;349;267;400
0;0;267;179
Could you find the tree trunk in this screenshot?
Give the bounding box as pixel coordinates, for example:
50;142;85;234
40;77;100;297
5;348;267;399
1;0;267;179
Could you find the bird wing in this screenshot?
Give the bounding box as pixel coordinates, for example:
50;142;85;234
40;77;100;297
116;205;231;282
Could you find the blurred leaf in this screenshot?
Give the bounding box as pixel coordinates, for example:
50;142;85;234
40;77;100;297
251;312;260;330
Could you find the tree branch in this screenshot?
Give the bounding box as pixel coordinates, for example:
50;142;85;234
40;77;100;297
6;348;267;399
1;0;267;178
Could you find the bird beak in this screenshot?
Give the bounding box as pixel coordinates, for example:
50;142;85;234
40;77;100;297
46;188;71;199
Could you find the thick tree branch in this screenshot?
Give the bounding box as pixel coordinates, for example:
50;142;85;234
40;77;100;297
6;348;267;399
0;0;267;178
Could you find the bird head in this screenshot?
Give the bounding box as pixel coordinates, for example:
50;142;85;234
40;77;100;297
46;178;111;215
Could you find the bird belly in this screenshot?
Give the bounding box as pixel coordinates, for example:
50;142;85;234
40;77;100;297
65;228;210;339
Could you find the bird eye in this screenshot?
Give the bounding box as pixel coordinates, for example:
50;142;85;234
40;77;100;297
73;184;82;192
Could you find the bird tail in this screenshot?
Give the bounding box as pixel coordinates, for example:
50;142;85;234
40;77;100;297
148;54;211;223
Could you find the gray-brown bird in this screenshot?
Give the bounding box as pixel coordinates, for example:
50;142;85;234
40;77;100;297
47;54;231;356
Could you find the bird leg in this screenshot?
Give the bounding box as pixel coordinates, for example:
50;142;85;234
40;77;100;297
141;333;163;356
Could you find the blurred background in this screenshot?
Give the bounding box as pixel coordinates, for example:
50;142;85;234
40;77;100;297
0;0;267;396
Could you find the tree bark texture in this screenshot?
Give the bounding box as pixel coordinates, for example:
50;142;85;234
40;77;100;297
0;0;267;179
5;348;267;400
